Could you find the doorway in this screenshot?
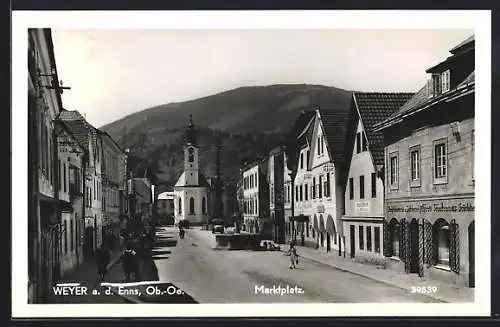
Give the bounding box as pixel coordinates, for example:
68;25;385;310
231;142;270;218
469;221;475;287
409;219;419;273
350;225;355;258
326;232;331;252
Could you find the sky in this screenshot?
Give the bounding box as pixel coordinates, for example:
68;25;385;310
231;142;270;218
51;29;473;128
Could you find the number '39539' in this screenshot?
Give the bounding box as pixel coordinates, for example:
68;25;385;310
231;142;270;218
411;286;438;294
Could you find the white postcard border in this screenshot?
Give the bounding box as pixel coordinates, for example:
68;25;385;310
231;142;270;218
11;10;492;317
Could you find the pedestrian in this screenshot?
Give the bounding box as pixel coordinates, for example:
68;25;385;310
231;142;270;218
285;241;299;269
96;244;110;281
121;242;140;282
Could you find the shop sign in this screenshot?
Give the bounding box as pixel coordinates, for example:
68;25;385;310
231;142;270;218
387;200;474;214
356;201;370;213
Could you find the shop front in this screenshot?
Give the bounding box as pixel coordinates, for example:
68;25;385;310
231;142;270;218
383;196;474;287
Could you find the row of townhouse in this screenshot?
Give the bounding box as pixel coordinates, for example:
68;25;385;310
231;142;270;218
27;28;130;303
239;34;475;288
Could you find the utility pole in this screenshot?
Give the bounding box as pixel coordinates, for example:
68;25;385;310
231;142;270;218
215;133;223;222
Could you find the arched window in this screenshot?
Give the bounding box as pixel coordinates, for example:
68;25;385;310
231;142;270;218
434;219;450;266
389;219;400;257
178;198;182;214
189;197;195;215
202;197;207;214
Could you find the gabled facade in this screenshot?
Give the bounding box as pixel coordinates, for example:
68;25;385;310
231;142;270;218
286;101;352;255
54;120;86;276
343;92;413;264
58;110;104;260
374;35;475;288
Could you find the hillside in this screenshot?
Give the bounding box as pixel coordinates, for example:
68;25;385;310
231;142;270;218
100;84;353;183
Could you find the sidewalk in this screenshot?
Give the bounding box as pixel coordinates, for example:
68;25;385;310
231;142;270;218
48;248;127;303
287;245;474;303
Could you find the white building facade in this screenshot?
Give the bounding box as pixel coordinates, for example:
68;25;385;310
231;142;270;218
174;116;210;225
242;163;260;233
342;92;413;265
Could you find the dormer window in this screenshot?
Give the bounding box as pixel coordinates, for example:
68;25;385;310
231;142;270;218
441;70;450;93
432;73;442;96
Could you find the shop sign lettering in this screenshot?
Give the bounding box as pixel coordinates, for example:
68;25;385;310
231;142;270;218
387;201;474;213
356;201;370;213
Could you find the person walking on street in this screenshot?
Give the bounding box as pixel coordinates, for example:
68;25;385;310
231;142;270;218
285;241;299;269
96;244;110;281
121;242;140;282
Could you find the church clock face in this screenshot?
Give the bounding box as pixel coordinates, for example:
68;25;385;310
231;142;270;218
188;147;194;162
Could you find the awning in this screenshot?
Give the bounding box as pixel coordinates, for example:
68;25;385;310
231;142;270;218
290;214;309;222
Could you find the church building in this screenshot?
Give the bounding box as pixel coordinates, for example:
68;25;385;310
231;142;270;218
174;115;211;225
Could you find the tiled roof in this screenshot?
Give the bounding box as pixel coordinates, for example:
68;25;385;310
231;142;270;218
450;35;474;54
58;109;100;157
319;108;351;166
353;92;414;166
377;70;475;131
174;171;210;187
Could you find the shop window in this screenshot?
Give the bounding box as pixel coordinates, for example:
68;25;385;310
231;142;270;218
359;226;364;250
374;226;380;253
349;177;354;200
389;219;400;257
434;220;450;267
434;139;448;184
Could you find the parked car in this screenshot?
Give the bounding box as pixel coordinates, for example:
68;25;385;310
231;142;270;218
224;226;236;234
212;225;224;234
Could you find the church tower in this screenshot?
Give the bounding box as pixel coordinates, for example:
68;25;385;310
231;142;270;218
184;114;199;185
